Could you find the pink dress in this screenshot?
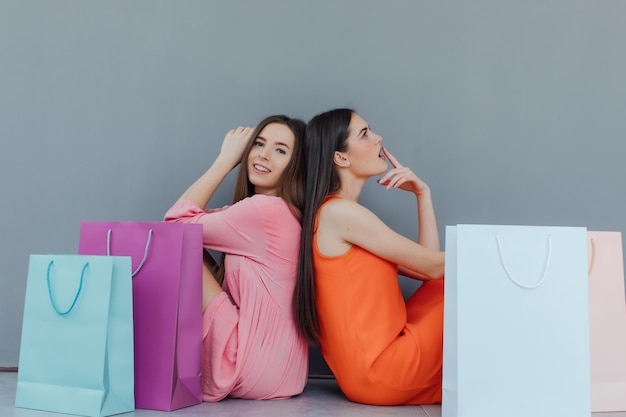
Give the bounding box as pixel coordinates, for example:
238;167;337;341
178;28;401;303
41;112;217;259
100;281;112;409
164;195;308;401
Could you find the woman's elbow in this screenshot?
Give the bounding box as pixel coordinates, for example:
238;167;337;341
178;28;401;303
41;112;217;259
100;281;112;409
426;251;445;280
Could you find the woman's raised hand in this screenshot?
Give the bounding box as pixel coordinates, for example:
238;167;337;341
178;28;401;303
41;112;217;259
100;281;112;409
218;126;255;168
377;147;430;196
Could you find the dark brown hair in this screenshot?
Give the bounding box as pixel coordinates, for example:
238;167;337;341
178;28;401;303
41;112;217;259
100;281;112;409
293;108;353;345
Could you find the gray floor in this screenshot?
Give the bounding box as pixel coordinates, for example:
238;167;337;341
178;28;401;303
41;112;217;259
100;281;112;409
0;371;431;417
2;370;626;417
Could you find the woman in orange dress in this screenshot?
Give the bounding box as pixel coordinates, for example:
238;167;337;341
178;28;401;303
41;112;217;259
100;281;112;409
294;108;445;405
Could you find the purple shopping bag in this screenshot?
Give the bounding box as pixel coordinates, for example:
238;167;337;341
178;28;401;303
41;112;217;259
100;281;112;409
78;221;203;411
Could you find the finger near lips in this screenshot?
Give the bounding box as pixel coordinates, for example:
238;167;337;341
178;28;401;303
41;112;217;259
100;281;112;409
382;147;403;168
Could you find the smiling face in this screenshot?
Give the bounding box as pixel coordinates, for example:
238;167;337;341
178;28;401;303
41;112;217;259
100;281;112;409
247;122;296;196
339;112;388;177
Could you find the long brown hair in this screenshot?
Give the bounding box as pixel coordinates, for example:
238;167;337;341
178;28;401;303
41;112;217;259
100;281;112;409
293;108;353;345
215;115;306;284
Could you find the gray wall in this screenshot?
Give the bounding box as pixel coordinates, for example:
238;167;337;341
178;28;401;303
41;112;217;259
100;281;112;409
2;0;625;367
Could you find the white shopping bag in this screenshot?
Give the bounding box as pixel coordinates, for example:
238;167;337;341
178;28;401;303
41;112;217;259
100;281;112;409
442;224;590;417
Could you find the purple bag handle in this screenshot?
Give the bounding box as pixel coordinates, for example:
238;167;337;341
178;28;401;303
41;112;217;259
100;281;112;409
47;260;89;315
107;228;153;277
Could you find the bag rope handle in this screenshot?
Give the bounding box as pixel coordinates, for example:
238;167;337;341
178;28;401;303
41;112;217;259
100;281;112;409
47;260;89;315
587;238;595;277
495;234;552;289
106;228;153;277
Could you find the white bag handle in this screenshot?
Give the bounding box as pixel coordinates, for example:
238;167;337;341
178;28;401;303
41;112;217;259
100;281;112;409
587;238;595;277
495;234;552;289
106;228;153;277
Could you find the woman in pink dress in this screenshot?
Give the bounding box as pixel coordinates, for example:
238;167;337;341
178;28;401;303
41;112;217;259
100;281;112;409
164;115;308;401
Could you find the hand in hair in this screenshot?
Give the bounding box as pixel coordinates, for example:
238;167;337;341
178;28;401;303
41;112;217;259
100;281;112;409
218;126;255;169
175;126;254;208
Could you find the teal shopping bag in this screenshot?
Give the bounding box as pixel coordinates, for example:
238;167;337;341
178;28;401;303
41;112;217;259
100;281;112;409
442;225;591;417
16;255;134;417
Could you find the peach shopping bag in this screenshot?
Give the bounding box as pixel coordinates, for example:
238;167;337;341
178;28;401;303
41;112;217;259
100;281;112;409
588;231;626;412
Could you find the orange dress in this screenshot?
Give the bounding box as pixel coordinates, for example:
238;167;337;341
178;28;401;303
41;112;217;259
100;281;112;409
313;196;445;405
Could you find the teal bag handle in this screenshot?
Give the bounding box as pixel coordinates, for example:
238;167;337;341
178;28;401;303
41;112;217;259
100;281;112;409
106;228;153;277
46;260;89;315
495;234;552;289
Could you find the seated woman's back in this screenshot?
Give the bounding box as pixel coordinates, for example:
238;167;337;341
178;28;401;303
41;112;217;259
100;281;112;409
295;108;445;406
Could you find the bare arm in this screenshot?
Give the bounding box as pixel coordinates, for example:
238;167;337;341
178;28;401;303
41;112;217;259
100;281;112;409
176;127;254;208
377;146;440;250
395;189;442;280
317;199;444;280
375;147;442;279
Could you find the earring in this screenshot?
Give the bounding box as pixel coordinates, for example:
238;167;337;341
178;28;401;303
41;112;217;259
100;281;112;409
345;160;350;167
